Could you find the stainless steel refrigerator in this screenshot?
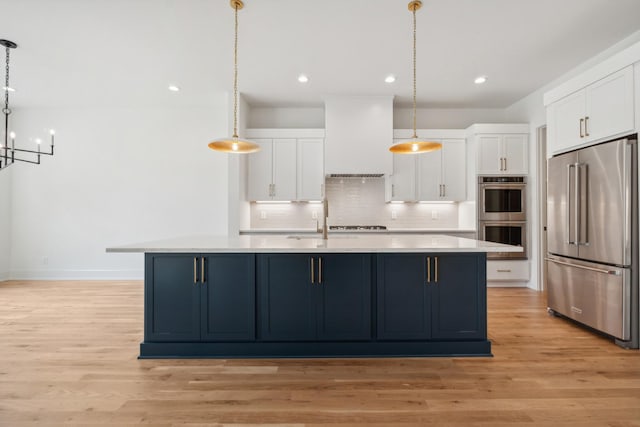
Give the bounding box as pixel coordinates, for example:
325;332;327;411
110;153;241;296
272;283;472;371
547;136;638;349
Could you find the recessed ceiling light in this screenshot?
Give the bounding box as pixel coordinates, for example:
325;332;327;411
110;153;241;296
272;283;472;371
474;75;487;84
3;86;15;92
297;74;309;83
385;75;396;83
168;85;180;92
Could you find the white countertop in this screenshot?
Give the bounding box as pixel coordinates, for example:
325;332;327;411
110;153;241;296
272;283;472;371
107;234;522;254
239;228;477;235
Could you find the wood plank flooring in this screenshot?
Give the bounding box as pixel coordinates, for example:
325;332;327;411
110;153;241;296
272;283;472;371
0;280;638;426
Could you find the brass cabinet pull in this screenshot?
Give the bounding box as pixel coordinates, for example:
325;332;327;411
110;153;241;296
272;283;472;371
193;257;198;284
584;116;589;136
310;257;315;284
434;256;439;283
579;118;584;138
442;184;446;197
426;256;431;283
497;269;512;273
201;257;205;284
318;257;323;284
504;158;507;171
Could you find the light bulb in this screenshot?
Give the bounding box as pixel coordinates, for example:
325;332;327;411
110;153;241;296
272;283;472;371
50;129;56;135
412;143;418;152
9;132;15;139
35;138;42;145
232;142;239;151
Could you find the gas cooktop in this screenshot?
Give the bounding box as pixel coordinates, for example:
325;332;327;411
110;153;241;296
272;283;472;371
329;225;387;231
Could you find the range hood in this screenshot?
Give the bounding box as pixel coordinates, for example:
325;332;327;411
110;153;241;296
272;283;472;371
324;95;394;176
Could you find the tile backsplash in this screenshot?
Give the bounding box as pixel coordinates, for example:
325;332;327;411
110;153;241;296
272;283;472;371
249;177;461;229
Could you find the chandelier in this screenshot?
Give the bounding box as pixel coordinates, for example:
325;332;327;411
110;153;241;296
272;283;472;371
1;39;55;171
389;1;442;154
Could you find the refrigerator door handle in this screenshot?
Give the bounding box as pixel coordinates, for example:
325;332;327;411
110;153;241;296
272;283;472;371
574;162;580;247
545;258;621;276
580;163;589;246
566;163;575;245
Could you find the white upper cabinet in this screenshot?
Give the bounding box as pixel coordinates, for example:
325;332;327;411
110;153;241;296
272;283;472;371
547;65;635;156
246;129;325;201
248;139;296;201
389;140;417;201
388;132;466;202
297;138;324;201
475;133;528;175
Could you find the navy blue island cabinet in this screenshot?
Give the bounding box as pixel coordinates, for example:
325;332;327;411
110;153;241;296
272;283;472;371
140;251;490;358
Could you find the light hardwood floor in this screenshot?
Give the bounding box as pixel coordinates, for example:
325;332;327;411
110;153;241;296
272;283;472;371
0;280;638;426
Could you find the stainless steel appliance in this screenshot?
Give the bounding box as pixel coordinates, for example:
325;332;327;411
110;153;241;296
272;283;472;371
478;176;526;221
478;221;527;260
546;136;638;349
478;176;527;260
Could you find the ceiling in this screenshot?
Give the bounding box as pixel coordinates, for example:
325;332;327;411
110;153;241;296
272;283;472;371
2;0;640;109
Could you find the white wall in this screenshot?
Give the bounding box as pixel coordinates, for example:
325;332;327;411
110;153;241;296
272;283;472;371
8;105;229;280
0;167;11;280
394;108;506;129
248;107;325;129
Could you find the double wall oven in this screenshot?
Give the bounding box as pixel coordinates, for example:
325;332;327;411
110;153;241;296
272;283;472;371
478;176;527;259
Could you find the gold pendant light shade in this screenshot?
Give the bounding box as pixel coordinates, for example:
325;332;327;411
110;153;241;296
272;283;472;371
389;0;442;155
208;137;260;153
208;0;260;154
389;139;442;154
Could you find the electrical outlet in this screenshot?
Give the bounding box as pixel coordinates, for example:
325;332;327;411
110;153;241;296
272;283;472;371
431;210;438;220
260;211;267;219
312;211;318;220
391;210;397;220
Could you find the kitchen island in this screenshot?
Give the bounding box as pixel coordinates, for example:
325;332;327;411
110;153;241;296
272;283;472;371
107;235;522;358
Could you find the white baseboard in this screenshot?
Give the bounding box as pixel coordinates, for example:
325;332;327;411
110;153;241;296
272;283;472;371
7;269;144;281
487;282;528;288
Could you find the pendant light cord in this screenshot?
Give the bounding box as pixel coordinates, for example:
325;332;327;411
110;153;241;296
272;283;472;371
3;46;11;150
232;3;239;139
412;7;417;139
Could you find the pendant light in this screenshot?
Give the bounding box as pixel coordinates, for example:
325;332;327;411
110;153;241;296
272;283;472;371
208;0;259;154
389;1;442;155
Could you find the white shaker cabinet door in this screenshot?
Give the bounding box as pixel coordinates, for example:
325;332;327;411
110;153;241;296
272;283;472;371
272;139;297;201
390;138;417;201
502;134;528;175
476;135;502;175
441;139;466;201
550;90;585;156
248;139;274;201
585;66;634;143
417;144;442;201
297;138;324;201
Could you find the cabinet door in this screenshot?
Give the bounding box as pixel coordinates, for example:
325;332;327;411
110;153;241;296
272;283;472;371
390;139;417;201
430;254;486;340
316;254;372;341
441;139;466;201
551;90;586;154
272;139;297;201
201;254;255;342
476;135;503;174
297;138;324;201
247;139;273;201
585;66;635;143
502;134;528;174
258;254;316;341
145;254;200;342
417;145;442;201
376;254;430;340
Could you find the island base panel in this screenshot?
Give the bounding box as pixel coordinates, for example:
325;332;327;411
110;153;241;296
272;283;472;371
139;340;492;358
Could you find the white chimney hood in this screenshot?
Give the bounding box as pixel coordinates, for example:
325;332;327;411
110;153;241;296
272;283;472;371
324;95;393;176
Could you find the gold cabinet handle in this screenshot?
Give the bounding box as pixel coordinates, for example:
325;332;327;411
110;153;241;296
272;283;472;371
434;256;439;283
201;257;205;284
426;256;431;283
318;257;323;284
579;118;584;138
584;116;589;136
310;257;315;284
497;269;512;273
193;257;198;284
